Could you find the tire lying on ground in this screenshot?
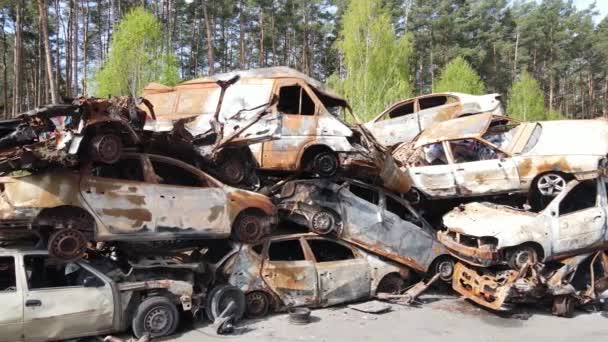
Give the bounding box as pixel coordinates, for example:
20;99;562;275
205;284;246;323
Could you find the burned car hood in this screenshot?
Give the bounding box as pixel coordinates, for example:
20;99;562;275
443;202;537;237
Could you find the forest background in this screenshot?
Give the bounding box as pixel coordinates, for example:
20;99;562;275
1;0;607;122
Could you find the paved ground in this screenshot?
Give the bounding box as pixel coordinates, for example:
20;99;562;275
146;292;608;342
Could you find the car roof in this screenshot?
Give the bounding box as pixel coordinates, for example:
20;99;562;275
414;113;495;147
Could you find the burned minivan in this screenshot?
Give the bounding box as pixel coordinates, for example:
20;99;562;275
0;153;276;260
275;179;454;280
141;67;362;185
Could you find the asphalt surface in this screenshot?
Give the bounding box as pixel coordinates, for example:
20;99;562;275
145;292;608;342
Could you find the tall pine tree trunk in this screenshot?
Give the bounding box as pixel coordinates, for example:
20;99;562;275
38;0;58;104
1;11;9;117
12;0;23;116
259;8;264;67
203;0;215;75
239;0;245;69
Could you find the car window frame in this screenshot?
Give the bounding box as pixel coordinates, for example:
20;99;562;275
146;154;222;188
382;191;435;235
0;255;18;293
274;80;320;117
85;154;152;183
22;254;106;292
302;236;358;263
265;237;311;263
557;180;600;216
445;138;509;164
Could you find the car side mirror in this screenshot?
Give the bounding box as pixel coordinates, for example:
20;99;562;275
83;276;104;288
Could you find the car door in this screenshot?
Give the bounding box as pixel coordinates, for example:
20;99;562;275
407;142;458;198
447;139;520;196
553;180;607;254
22;254;114;342
338;182;383;242
260;238;319;307
261;80;319;170
0;255;23;342
304;237;371;307
80;155;157;238
147;155;230;238
366;100;418;146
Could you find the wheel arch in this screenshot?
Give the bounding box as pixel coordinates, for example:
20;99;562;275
296;143;335;169
501;241;546;262
34;205;97;235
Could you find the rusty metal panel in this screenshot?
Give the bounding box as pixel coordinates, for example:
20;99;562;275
315;258;371;307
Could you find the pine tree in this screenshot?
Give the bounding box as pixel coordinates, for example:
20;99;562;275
92;7;180;97
330;0;413;121
434;57;485;95
507;71;546;121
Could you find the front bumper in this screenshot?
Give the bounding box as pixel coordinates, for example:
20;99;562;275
437;231;499;267
452;262;516;311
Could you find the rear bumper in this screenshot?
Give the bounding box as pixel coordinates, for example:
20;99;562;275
437;231;499;267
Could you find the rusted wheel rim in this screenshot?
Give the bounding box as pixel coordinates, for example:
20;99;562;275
436;259;454;281
90;134;122;164
48;229;87;261
510;247;537;269
537;174;566;196
234;215;263;243
314;153;338;177
377;275;405;294
311;211;335;235
144;306;174;335
246;292;269;318
219;155;246;185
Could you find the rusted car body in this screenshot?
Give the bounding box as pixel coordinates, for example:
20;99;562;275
366;92;504;147
438;176;608;269
0;152;276;260
0;247;201;341
0;97;150;174
218;233;411;317
452;250;608;316
275;179;453;279
141;67;361;182
392;114;608;202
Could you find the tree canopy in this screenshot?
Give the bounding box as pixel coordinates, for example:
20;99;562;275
434;57;486;95
507;71;546;121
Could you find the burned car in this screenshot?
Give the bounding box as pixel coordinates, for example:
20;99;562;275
0;152;276;260
275;179;454;280
392;114;608;204
452;250;608;317
218;233;412;317
366;92;504;147
141;67;363;185
0;97;150;174
439;176;608;269
0;246;206;340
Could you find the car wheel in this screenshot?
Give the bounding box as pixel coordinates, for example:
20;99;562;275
205;285;246;323
232;211;269;243
245;291;270;318
310;209;338;235
132;296;180;338
312;152;339;177
552;295;575;318
89;133;122;164
506;245;538;270
217;152;249;185
377;274;406;294
535;173;567;197
47;228;88;261
433;257;455;282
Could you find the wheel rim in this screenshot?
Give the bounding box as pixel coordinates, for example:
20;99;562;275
437;260;454;281
315;154;337;176
48;229;87;261
218;290;240;318
512;248;536;269
234;215;263;242
220;155;246;184
91;134;121;163
246;292;269;317
537;174;566;196
311;211;334;234
144;306;174;335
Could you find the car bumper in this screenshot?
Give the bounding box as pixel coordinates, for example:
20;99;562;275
437;231;499;267
452;262;515;311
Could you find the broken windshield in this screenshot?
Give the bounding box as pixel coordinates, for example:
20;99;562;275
481;117;521;151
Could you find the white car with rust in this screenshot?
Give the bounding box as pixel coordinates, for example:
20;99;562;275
438;176;608;269
0;153;276;261
392;114;608;205
366;92;504;147
217;233;413;318
0;246;203;341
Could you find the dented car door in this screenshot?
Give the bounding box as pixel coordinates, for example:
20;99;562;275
80;156;157;238
408;142;458;197
0;255;23;342
261;238;319;307
366;99;419;147
22;254;114;342
147;155;230;237
304;237;371;307
339;182;384;241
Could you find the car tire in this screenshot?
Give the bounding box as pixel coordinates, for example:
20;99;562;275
312;152;339;177
377;274;406;294
231;210;270;243
310;209;338;235
205;285;246;323
432;257;455;282
217;151;250;185
47;228;88;261
89;133;122;164
506;245;538;270
245;291;271;318
132;296;180;338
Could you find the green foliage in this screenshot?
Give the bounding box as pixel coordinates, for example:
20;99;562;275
93;7;179;97
330;0;413;121
507;71;547;121
434;57;486;95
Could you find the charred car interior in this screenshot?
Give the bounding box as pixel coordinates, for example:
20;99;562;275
0;66;607;341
